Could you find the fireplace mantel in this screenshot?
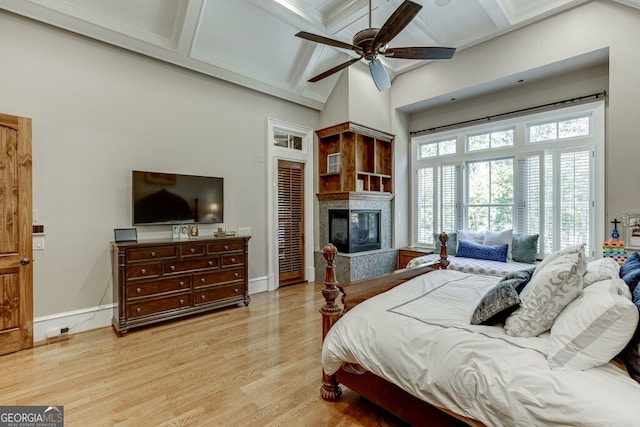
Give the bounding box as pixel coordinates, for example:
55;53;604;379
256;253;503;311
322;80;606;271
316;192;394;202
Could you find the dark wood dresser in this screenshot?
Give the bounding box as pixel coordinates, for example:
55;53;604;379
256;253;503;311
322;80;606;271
112;236;250;336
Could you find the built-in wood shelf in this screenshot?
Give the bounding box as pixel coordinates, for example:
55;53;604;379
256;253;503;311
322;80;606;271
317;122;394;200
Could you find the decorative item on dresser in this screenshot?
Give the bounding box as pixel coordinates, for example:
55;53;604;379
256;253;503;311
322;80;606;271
112;236;250;336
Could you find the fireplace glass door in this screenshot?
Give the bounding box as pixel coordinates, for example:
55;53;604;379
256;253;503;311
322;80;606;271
329;209;381;253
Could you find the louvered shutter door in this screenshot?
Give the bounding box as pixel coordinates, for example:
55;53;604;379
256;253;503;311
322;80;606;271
277;161;305;285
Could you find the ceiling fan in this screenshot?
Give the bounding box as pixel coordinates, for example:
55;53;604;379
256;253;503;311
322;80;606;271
296;0;456;91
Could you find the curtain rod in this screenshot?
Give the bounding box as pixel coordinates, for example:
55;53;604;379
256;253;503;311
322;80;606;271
409;90;607;137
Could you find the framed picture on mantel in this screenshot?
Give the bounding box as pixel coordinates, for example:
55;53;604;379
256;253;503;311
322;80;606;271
622;211;640;250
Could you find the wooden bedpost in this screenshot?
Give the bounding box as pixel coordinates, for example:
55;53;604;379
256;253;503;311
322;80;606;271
438;232;450;269
320;243;342;400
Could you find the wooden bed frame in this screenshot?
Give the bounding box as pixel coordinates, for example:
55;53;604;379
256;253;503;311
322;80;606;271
319;232;481;427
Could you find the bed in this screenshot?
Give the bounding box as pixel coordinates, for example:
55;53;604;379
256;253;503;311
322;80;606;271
319;233;640;426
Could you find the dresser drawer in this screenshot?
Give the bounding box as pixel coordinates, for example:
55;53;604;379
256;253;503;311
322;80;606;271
126;263;162;280
222;253;244;267
194;283;242;305
208;240;244;253
194;267;243;287
127;246;177;262
164;257;219;274
180;243;205;257
127;293;191;318
126;275;191;298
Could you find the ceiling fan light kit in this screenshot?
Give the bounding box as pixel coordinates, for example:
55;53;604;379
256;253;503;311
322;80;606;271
296;0;456;91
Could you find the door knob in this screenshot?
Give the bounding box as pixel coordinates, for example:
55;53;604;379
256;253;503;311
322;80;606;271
20;258;31;265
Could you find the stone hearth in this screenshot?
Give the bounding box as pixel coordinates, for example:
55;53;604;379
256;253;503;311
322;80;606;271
315;193;396;283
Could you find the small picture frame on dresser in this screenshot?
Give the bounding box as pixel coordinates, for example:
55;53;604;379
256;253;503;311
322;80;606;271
189;224;199;239
179;225;189;240
172;225;180;240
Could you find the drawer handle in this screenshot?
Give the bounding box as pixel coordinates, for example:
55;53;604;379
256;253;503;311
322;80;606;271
136;307;141;313
170;265;176;271
224;245;229;250
190;248;195;253
234;272;239;278
150;251;156;257
141;268;147;275
136;287;142;294
234;288;239;294
200;278;206;283
179;281;185;287
208;260;214;266
180;299;185;305
230;257;235;263
201;295;206;300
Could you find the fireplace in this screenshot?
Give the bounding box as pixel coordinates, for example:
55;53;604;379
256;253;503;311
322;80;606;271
329;209;381;253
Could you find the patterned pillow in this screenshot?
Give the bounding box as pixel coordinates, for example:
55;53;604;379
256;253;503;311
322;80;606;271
484;229;513;260
433;232;457;256
512;234;539;264
531;244;585;280
584;257;620;287
471;281;520;325
456;240;508;262
501;269;535;294
548;279;638;370
504;247;586;337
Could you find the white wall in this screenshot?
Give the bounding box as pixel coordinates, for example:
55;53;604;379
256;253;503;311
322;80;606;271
0;12;319;325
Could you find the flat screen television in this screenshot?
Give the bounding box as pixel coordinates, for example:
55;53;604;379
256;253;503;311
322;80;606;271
132;170;224;225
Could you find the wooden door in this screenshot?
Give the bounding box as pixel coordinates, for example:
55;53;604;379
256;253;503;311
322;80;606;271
277;160;305;286
0;113;33;355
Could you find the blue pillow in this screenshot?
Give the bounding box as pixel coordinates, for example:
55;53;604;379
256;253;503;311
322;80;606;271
621;251;640;277
512;234;539;263
433;232;457;256
623;269;640;293
456;240;508;262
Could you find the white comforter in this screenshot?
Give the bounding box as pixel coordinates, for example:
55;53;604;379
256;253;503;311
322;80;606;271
322;270;640;426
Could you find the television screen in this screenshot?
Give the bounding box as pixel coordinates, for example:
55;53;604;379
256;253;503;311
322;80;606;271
132;170;223;225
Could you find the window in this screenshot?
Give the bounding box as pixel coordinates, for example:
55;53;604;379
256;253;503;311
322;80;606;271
411;101;604;258
467;158;513;232
467;128;514;151
418;138;456;159
274;131;302;150
529;114;590;143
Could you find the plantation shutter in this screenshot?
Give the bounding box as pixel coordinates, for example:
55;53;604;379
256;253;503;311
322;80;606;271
558;149;592;252
440;164;462;233
416;167;434;244
277;160;304;285
516;155;541;255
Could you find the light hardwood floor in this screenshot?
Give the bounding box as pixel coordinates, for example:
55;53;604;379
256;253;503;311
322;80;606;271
1;282;408;426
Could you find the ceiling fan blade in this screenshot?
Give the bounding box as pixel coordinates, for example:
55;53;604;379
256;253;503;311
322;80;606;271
308;56;363;82
295;31;358;52
383;46;456;60
369;58;391;91
372;0;422;49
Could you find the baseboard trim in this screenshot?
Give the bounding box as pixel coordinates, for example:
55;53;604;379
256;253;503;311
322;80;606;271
33;275;270;343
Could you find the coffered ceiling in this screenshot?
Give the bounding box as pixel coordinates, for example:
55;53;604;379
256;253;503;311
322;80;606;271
1;0;638;110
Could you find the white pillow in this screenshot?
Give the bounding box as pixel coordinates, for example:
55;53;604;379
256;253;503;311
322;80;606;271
484;229;513;260
583;257;621;287
531;244;585;280
547;278;639;370
456;230;484;252
505;247;586;337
